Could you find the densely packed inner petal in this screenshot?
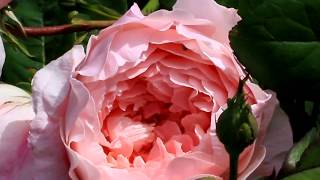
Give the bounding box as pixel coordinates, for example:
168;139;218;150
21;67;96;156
92;44;235;171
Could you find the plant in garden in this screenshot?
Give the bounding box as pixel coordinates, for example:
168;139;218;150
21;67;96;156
0;0;319;179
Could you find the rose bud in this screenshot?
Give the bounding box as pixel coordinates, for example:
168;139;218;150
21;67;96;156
217;76;258;155
216;76;259;179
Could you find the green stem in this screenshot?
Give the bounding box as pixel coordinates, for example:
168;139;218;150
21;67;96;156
5;20;115;37
229;153;239;180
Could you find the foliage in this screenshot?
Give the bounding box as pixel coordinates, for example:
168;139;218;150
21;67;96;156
215;0;320;178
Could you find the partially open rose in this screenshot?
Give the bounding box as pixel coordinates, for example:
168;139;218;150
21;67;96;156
29;0;292;179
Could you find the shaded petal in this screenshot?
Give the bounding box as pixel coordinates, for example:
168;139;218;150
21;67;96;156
251;105;293;177
238;146;266;180
0;85;34;179
0;37;5;77
30;45;85;180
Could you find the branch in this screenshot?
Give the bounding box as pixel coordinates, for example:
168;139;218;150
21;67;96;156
7;20;115;37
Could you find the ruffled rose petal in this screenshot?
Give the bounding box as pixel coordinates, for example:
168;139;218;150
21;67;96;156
250;105;293;177
173;0;241;44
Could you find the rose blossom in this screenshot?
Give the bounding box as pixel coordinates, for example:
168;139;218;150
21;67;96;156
5;0;291;179
0;36;35;179
0;83;34;179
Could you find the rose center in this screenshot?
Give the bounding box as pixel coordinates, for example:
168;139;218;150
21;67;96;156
101;78;212;168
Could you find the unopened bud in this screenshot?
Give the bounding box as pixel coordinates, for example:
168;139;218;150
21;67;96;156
216;76;258;155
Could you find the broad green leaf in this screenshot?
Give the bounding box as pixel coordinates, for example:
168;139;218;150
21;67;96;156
0;29;33;57
281;167;320;180
160;0;176;10
13;0;45;64
4;9;24;32
1;0;75;91
142;0;160;15
1;0;44;90
283;128;319;172
230;0;320;100
2;45;42;91
298;142;320;171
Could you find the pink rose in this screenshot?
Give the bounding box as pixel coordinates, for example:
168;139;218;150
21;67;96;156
0;37;35;179
0;0;11;9
29;0;292;179
0;83;34;179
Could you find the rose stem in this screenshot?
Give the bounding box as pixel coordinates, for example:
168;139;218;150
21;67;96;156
6;20;115;37
229;153;239;180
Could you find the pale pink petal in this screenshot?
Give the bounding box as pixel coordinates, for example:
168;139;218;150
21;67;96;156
181;112;210;132
154;120;181;142
250;105;293;177
148;138;173;161
0;84;34;179
0;84;30;103
165;152;225;179
173;0;241;44
165;140;184;156
0;37;5;77
143;7;213;32
30;45;85;180
239;146;266;180
112;3;144;26
170;134;194;152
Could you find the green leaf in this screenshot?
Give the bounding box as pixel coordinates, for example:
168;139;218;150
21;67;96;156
0;29;33;57
298;142;320;171
230;0;320;100
1;0;45;90
2;45;42;91
281;167;320;180
61;0;124;20
1;0;75;91
13;0;46;64
283;128;319;172
86;0;128;14
215;0;239;8
160;0;176;10
142;0;160;15
3;9;24;32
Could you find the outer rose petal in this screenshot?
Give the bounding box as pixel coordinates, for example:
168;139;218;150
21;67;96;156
30;45;85;180
173;0;241;44
0;84;34;180
0;37;5;77
250;105;293;178
0;0;10;9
